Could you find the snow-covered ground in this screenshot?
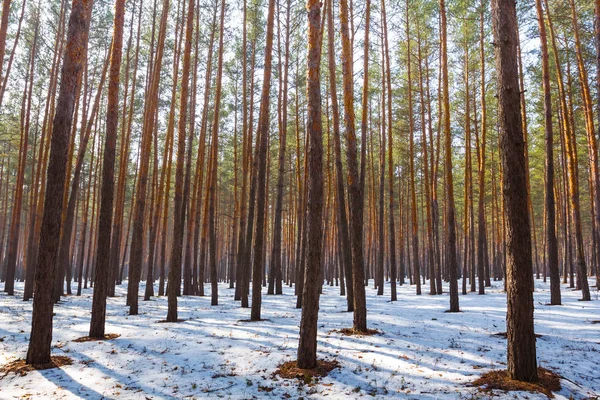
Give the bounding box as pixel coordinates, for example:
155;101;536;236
0;278;599;399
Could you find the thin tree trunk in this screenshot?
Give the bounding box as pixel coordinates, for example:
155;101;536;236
250;0;276;320
535;0;560;305
380;0;396;301
297;0;323;368
340;0;367;332
127;0;170;315
166;0;195;322
544;0;590;301
440;0;459;312
90;0;125;338
208;0;225;307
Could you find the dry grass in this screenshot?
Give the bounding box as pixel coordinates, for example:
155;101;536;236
470;368;562;398
491;331;542;339
237;318;271;323
1;356;73;378
334;327;381;336
73;333;120;342
274;359;340;384
157;319;186;323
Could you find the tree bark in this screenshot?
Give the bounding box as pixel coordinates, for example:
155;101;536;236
208;0;225;307
297;0;323;368
166;0;195;322
340;0;367;332
491;0;538;382
26;0;92;365
127;0;170;315
250;0;276;320
440;0;459;312
89;0;125;338
534;0;560;305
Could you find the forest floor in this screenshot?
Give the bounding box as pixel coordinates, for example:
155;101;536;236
0;278;599;399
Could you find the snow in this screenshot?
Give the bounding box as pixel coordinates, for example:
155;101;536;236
0;278;599;399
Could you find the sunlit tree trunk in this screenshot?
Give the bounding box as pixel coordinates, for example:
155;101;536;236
440;0;459;312
250;0;276;320
26;0;92;365
545;0;590;301
207;0;225;307
297;0;323;368
127;0;170;315
476;5;488;294
90;0;125;337
166;0;195;322
340;0;367;332
492;0;538;382
534;0;560;305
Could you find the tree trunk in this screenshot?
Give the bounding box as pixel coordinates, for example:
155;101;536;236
491;0;538;382
596;0;600;289
166;0;195;322
268;0;291;297
297;0;323;368
26;0;92;365
534;0;560;305
476;6;488;295
440;0;459;312
127;0;170;315
326;0;353;310
89;0;125;338
208;0;225;307
340;0;367;332
544;0;590;301
250;0;276;320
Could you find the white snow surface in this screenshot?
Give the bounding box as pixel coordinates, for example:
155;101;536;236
0;279;599;399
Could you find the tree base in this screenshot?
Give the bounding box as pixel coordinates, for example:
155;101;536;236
274;359;339;384
470;368;562;398
1;356;73;377
73;333;120;342
157;319;186;323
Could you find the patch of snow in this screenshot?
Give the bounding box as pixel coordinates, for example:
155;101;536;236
0;278;598;399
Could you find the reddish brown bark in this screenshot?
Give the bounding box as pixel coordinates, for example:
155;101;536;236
90;0;126;338
492;0;538;382
26;0;92;365
297;0;323;369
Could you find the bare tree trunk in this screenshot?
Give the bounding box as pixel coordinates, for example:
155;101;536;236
297;0;323;368
340;0;367;332
2;13;36;295
596;0;600;289
380;0;396;301
491;0;538;382
208;0;225;307
544;0;590;301
127;0;170;315
476;5;488;295
166;0;195;322
326;0;353;310
250;0;276;320
535;0;560;305
269;0;291;297
109;0;143;297
90;0;125;338
26;0;92;365
440;0;459;312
